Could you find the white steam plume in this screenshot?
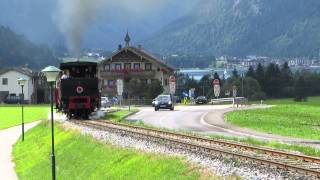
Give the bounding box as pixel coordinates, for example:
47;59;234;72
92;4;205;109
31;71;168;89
56;0;178;56
57;0;107;57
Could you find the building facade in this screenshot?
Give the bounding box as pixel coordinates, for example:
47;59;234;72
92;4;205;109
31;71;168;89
0;68;49;103
99;33;174;97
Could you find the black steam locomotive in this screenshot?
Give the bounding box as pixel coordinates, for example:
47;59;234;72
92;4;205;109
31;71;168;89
56;61;100;119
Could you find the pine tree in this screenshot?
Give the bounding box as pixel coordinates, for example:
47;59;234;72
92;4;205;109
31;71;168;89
280;62;294;97
294;75;308;101
255;63;265;92
246;66;255;78
264;63;281;97
232;68;239;78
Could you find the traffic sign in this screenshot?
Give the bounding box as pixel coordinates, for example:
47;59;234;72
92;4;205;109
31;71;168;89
213;79;220;98
169;76;176;95
117;79;123;96
232;85;237;98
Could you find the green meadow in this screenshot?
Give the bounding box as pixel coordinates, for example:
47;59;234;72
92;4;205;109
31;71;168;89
0;105;49;129
226;96;320;140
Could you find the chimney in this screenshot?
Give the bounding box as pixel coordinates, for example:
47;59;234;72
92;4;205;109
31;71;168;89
118;44;122;51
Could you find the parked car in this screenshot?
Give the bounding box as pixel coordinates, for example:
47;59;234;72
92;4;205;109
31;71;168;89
195;96;207;104
101;97;111;108
4;94;21;104
154;95;174;111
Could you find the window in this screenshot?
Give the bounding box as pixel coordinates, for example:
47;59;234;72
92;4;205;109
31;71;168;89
115;64;122;70
133;63;140;70
165;78;168;86
145;63;152;71
108;80;115;87
104;64;110;71
124;63;131;70
140;79;148;84
2;78;8;85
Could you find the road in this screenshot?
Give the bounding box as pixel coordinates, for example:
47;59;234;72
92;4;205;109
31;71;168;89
127;105;320;147
127;105;234;135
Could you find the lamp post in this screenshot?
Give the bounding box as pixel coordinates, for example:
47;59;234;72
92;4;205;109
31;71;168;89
41;66;61;180
18;78;27;141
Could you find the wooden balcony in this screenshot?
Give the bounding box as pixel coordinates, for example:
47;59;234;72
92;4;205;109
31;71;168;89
100;69;156;78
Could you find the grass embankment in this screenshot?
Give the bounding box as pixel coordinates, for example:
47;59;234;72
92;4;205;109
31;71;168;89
0;105;49;129
226;96;320;140
13;122;214;180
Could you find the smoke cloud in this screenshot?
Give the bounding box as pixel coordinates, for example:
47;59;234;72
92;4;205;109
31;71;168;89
56;0;181;56
57;0;107;57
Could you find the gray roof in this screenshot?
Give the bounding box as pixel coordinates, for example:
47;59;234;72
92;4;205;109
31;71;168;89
0;67;34;77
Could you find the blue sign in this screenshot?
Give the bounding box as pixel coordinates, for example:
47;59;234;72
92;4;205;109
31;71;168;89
182;91;189;97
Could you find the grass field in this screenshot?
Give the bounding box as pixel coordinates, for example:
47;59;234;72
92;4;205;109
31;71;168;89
13;122;216;180
0;105;49;129
226;96;320;140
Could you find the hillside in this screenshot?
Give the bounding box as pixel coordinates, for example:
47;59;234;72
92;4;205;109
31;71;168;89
0;0;196;50
0;26;59;69
144;0;320;57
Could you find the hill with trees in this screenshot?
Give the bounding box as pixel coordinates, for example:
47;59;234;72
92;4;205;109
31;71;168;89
0;26;59;69
145;0;320;57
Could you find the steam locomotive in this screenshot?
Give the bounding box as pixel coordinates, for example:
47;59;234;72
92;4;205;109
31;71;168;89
56;61;100;119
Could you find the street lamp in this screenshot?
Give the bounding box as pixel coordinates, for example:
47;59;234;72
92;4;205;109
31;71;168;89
41;66;61;180
17;77;27;141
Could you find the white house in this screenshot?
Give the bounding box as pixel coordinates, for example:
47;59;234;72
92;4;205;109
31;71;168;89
0;68;34;102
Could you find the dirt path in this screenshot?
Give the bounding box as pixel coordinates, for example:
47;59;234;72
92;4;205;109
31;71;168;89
203;105;320;146
0;121;40;180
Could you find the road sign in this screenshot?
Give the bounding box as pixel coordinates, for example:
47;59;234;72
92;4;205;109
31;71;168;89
232;85;237;98
169;76;176;94
117;79;123;96
169;76;176;82
213;79;220;98
189;88;195;98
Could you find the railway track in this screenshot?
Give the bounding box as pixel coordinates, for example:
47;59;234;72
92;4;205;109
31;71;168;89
73;120;320;178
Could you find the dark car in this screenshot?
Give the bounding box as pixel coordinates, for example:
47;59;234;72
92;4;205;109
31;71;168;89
154;95;174;111
195;96;207;104
4;94;22;104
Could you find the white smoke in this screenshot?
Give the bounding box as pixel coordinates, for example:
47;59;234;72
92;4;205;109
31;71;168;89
56;0;181;56
57;0;107;57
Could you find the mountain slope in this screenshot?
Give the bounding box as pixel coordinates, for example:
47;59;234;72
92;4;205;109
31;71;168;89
144;0;320;57
0;26;59;69
0;0;197;50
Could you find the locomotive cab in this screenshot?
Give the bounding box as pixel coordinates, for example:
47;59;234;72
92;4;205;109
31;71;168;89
57;61;100;119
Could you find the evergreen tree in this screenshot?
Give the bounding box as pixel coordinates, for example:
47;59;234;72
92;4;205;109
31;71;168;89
255;63;265;92
280;62;294;97
232;68;239;78
264;63;281;97
294;75;308;101
246;66;255;78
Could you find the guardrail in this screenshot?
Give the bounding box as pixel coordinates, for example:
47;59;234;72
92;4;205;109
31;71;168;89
210;97;248;106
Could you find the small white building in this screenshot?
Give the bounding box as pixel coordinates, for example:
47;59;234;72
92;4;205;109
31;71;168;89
0;68;34;102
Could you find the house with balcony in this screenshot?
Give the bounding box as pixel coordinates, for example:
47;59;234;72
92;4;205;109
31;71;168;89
99;32;175;97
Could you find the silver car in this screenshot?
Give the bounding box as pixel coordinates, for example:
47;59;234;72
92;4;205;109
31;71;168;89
101;97;111;108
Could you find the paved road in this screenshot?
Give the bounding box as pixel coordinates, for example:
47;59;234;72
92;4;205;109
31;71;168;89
0;121;40;180
127;105;234;135
128;105;320;147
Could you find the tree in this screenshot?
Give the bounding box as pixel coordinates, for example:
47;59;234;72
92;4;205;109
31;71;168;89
294;75;308;101
246;66;255;78
264;63;281;97
232;68;239;78
255;63;265;92
280;62;294;97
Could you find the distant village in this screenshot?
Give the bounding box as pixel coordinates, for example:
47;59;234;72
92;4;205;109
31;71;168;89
216;55;320;70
